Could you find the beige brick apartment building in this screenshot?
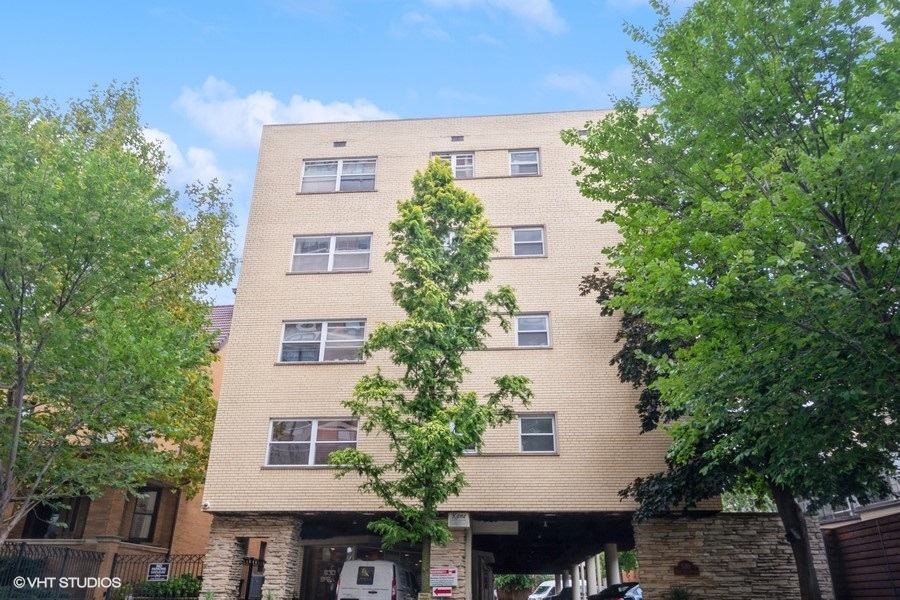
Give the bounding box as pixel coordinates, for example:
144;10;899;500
201;111;675;600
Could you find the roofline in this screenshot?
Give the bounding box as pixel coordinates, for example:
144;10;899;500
258;107;645;132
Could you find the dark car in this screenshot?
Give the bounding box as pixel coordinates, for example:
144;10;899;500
587;582;642;600
547;588;575;600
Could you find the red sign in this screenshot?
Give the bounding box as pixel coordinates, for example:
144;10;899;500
432;587;453;597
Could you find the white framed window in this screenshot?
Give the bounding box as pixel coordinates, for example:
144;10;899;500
300;158;376;193
509;150;539;176
291;234;371;272
519;415;556;453
516;314;549;347
280;320;365;362
267;419;358;466
512;227;545;256
436;153;474;179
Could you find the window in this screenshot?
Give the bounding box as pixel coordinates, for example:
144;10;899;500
512;227;545;256
301;158;376;193
292;234;371;272
280;320;365;362
128;487;161;542
267;419;358;466
436;153;474;179
519;415;556;453
516;314;549;347
509;150;539;175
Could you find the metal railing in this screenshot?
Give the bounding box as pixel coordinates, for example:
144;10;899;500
0;543;104;600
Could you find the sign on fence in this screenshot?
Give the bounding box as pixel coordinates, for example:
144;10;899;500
146;562;171;582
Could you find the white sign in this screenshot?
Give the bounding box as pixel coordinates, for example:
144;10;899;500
447;512;470;528
432;588;453;597
429;568;459;587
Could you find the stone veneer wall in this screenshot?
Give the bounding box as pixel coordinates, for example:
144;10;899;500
203;514;303;600
430;528;469;600
635;514;833;599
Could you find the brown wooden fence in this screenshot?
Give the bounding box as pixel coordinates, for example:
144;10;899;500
822;511;900;599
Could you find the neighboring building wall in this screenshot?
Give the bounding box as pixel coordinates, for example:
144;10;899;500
635;514;834;600
822;511;900;599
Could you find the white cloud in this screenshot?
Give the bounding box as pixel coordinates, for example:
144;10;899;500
540;65;633;103
394;11;451;40
426;0;566;34
174;77;398;148
144;127;232;187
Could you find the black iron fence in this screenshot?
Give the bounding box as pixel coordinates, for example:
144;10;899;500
106;554;204;600
239;557;265;600
0;543;104;600
0;545;205;600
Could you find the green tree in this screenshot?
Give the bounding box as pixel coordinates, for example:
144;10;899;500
330;159;532;582
0;82;236;543
564;1;898;599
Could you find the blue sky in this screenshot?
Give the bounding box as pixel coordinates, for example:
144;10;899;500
1;0;680;304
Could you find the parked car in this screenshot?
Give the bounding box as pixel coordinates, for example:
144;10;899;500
336;559;419;600
528;580;559;600
587;583;642;600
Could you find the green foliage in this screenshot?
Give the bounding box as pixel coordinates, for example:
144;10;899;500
566;1;897;598
330;158;532;554
494;574;542;591
662;588;697;600
617;550;638;574
111;574;203;599
0;82;236;543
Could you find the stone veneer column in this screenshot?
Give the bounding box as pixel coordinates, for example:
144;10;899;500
430;528;469;600
202;514;303;600
634;513;834;599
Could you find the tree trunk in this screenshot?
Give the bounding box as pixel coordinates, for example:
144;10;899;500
769;482;823;600
420;534;431;598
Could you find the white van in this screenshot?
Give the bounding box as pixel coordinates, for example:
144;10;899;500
528;580;558;600
336;559;419;600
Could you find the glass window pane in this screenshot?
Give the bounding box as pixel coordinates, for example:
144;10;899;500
281;343;321;362
332;253;370;271
284;323;322;341
129;514;153;540
301;177;337;193
518;332;549;346
518;316;548;331
292;254;329;272
335;236;370;252
326;321;365;341
268;443;310;465
323;344;362;362
514;229;543;243
304;161;339;176
521;418;553;435
341;159;376;175
313;441;356;465
296;237;331;254
522;435;555;452
317;420;358;442
510;151;538;164
271;421;313;442
514;243;544;256
511;163;539;175
339;175;375;192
